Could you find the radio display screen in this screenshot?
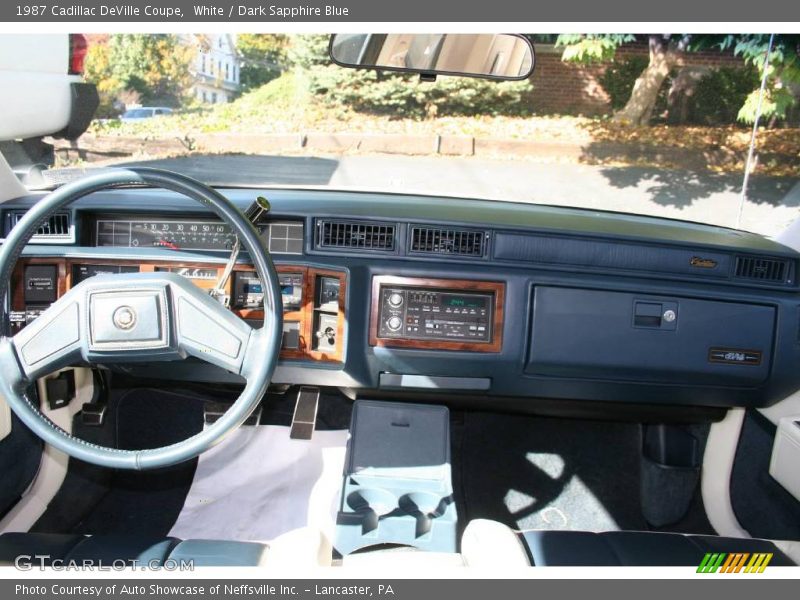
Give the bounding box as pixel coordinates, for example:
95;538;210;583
442;295;485;309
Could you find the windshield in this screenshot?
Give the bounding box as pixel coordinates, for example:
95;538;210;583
28;34;800;236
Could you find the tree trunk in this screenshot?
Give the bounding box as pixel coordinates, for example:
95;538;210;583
612;36;680;126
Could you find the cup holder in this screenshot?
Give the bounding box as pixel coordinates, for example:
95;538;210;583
399;492;447;538
346;489;399;534
399;492;444;516
346;488;398;516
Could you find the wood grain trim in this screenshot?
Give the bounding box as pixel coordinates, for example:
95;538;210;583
11;258;68;312
368;275;505;353
275;265;309;360
12;258;346;364
306;267;347;363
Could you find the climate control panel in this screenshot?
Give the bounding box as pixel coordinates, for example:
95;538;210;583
370;276;504;352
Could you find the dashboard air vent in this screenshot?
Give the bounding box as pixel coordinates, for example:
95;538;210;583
734;255;789;283
7;211;72;240
316;219;396;252
410;226;487;257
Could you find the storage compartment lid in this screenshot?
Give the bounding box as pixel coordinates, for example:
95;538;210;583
526;286;774;387
346;400;450;481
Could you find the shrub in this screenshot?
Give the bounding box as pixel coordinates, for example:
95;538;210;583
599;56;650;110
306;64;533;118
687;66;761;125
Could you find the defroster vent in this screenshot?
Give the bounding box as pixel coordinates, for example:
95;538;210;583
316;219;396;252
734;255;789;283
410;225;487;257
8;211;72;239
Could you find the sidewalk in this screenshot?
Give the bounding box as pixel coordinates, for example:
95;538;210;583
54;130;798;176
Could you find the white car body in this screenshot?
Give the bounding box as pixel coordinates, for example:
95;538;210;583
0;35;84;141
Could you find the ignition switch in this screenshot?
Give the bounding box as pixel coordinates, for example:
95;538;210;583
316;327;336;343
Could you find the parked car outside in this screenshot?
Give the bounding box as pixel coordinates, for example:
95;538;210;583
119;106;174;122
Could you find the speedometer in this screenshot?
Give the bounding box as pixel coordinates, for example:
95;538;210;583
95;218;236;252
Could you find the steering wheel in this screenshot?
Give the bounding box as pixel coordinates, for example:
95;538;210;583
0;168;283;470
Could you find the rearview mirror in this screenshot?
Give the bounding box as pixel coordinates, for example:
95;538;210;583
329;34;534;81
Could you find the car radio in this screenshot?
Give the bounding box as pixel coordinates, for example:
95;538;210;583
370;276;504;352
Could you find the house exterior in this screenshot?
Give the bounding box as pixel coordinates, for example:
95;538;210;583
187;34;241;104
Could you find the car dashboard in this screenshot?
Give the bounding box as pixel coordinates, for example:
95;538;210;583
4;186;800;413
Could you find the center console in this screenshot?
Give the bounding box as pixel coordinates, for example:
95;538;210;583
335;400;457;555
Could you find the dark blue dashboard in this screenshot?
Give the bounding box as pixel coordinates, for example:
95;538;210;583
4;185;800;413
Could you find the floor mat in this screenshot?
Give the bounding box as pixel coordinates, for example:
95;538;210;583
731;411;800;540
34;387;204;536
169;425;348;543
454;412;648;532
35;385;353;538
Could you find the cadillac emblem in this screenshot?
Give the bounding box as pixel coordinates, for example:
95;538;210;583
112;306;137;330
690;256;718;269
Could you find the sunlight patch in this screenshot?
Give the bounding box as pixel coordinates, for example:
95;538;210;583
503;489;536;515
526;452;565;479
514;476;620;532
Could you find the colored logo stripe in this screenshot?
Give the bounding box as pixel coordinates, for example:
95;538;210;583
745;553;773;573
720;553;749;573
697;553;726;573
697;552;773;573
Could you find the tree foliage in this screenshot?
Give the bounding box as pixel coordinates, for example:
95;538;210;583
557;34;800;126
84;41;118;117
702;34;800;123
599;55;651;110
236;34;290;92
557;34;636;63
84;34;194;115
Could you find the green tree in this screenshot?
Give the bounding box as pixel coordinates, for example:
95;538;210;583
236;34;289;92
104;34;194;106
84;40;120;117
287;34;330;70
557;34;689;126
558;34;800;126
706;35;800;124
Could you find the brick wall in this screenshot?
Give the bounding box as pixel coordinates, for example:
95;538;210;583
529;42;747;116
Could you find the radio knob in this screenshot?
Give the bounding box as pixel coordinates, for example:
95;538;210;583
388;292;404;307
386;316;403;331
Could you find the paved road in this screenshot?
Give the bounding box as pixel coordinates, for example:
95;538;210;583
109;153;800;237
